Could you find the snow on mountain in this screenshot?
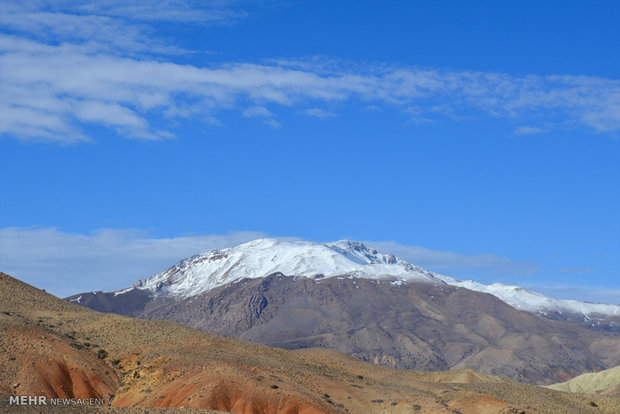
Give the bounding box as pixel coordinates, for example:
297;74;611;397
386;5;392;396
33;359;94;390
130;238;437;296
433;275;619;318
120;238;618;318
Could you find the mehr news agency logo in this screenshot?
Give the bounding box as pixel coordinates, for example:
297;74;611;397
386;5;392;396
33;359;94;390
9;395;111;406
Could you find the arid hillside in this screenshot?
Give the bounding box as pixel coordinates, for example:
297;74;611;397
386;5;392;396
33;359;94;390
547;365;620;396
2;271;620;413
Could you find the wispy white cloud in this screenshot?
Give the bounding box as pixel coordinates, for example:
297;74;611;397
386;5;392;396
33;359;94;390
3;42;618;143
515;126;546;135
74;0;245;24
1;1;619;144
559;267;594;274
243;106;273;118
264;119;282;129
521;284;620;305
0;1;243;55
302;108;337;119
365;240;539;277
0;227;266;297
0;0;244;24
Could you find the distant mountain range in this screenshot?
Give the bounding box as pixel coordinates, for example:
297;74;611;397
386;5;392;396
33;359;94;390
67;238;620;384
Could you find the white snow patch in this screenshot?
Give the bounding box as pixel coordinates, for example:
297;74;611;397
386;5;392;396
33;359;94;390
113;287;134;296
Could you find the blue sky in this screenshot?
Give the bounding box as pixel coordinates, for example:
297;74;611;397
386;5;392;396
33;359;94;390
0;0;619;302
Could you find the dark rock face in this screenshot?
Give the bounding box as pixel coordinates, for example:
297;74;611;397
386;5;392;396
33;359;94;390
67;274;620;385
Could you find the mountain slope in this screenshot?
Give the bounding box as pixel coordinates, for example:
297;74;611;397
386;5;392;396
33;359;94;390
3;271;620;413
547;365;620;395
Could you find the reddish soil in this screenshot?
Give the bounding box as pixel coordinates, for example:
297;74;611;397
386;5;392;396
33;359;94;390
0;322;117;400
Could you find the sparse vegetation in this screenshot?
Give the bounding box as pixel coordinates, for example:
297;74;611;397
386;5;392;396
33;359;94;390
111;359;121;365
97;349;108;359
270;384;279;389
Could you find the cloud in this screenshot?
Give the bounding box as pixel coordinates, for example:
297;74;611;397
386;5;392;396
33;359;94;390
1;1;243;24
264;119;282;129
243;106;273;118
302;108;337;118
0;227;266;297
1;3;619;143
514;126;546;135
521;284;620;305
365;240;539;277
75;0;242;23
559;267;594;274
0;1;244;55
2;40;618;143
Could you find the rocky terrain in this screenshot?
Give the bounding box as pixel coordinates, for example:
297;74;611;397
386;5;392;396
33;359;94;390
3;271;620;413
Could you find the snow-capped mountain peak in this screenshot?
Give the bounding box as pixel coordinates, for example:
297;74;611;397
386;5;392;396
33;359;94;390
130;238;435;297
121;238;619;319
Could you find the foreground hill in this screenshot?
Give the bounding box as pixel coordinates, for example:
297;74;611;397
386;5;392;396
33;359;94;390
547;365;620;396
2;272;620;413
68;239;620;385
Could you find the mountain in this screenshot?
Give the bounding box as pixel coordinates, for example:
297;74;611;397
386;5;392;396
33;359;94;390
67;239;620;384
6;272;620;413
547;365;620;396
74;239;620;324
